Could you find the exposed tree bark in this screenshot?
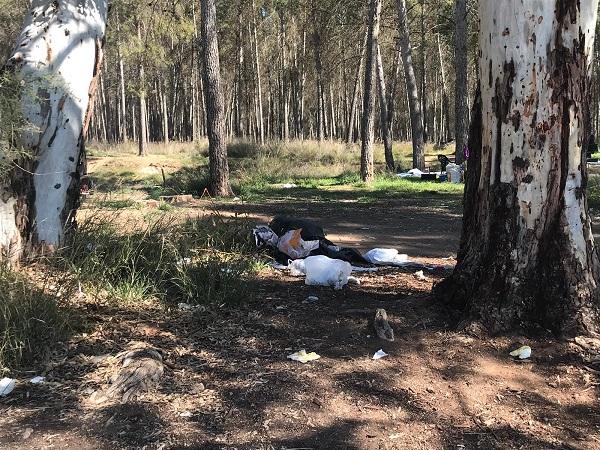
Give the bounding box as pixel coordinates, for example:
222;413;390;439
201;0;231;196
1;0;107;261
396;0;425;170
454;0;468;163
361;0;381;183
376;43;394;171
251;0;264;145
435;1;600;336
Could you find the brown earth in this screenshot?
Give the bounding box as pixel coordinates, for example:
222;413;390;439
1;199;599;450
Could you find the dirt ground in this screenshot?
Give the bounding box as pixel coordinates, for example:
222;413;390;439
1;198;600;450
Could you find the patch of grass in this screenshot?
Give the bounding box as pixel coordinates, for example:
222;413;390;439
588;174;600;210
94;199;140;210
55;213;258;306
0;270;68;371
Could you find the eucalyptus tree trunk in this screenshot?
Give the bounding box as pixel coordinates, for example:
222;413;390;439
201;0;231;196
396;0;425;170
1;0;107;261
361;0;381;183
435;1;600;336
437;34;450;144
376;43;394;171
454;0;468;163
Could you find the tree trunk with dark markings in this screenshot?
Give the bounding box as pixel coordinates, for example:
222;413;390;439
435;1;600;336
0;0;108;262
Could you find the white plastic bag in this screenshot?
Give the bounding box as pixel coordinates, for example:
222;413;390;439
289;259;306;276
363;248;408;265
277;229;320;260
446;163;462;184
304;255;352;290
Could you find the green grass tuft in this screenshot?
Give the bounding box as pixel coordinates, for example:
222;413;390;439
0;270;68;371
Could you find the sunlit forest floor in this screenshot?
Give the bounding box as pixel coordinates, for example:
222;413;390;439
1;140;600;449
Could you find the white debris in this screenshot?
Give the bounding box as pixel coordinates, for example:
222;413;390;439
414;270;428;281
372;349;389;360
0;378;16;396
510;346;532;360
30;376;46;384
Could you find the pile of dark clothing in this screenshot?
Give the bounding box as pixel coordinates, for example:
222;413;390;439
253;215;366;265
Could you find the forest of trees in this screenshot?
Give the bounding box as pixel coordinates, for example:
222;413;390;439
57;0;480;156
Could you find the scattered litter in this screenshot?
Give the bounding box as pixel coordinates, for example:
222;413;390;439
304;255;352;290
398;168;424;179
289;259;307;276
232;197;241;201
347;276;361;285
510;345;532;360
281;183;298;189
287;349;321;364
178;303;199;312
253;225;280;248
30;376;46;384
374;309;394;342
447;163;462;184
372;349;389;360
414;270;428;281
278;229;320;260
22;428;33;440
176;257;192;267
306;295;319;303
271;262;288;271
0;378;16;396
351;266;381;273
363;248;409;265
179;411;193;418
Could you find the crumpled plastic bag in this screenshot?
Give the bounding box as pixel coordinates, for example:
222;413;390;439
363;248;409;265
253;225;280;248
304;255;352;290
277;229;320;260
509;346;532;360
287;349;321;363
0;378;16;396
289;259;306;276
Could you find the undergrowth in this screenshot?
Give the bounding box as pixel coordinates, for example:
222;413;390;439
54;213;258;305
0;269;68;372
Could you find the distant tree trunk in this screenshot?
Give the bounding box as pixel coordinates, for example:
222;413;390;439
437;34;451;144
1;0;107;261
252;0;264;145
137;22;148;157
435;1;600;336
346;32;367;143
396;0;425;170
376;43;394;170
361;0;381;183
419;0;428;144
201;0;231;196
454;0;468;163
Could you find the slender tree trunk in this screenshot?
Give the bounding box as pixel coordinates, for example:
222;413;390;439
376;43;394;170
252;0;264;145
396;0;425;170
201;0;231;196
361;0;381;183
437;34;451;144
346;32;368;143
454;0;468;163
435;1;600;336
1;0;107;260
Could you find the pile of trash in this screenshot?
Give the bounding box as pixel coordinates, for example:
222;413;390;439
253;215;451;290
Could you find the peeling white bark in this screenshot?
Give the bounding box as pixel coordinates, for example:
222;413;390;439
0;198;21;261
3;0;107;252
479;1;598;269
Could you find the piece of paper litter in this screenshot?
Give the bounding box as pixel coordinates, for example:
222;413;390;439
287;349;321;363
372;349;389;360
